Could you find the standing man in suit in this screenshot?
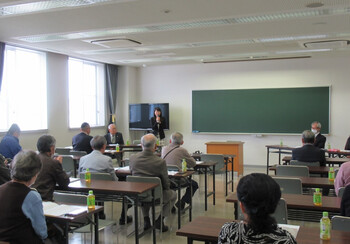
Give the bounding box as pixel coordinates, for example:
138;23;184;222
311;121;326;149
129;134;176;232
72;122;93;154
104;124;124;145
161;132;198;211
292;130;326;166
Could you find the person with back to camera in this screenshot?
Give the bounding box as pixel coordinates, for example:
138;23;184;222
151;107;166;140
218;173;296;244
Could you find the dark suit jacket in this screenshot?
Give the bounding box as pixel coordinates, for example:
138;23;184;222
151;116;166;140
72;132;93;154
104;132;124;145
341;185;350;217
345;136;350;150
314;133;326;148
292;144;326;166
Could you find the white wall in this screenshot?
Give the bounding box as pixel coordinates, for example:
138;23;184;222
117;56;350;167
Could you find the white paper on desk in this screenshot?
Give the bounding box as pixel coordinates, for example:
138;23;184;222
167;171;178;176
115;166;130;171
69;178;80;183
196;161;204;165
278;224;300;238
43;202;86;217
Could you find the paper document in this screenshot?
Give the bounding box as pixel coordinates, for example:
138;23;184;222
43;201;87;217
167;171;178;176
196;161;204;165
69;178;80;183
278;224;300;238
115;166;130;171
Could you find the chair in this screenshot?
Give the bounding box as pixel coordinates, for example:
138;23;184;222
272;177;303;194
79;172;115;181
61;155;76;177
55;147;72;155
126;176;163;231
276;165;309;177
200;154;225;174
290;160;320;167
69;150;87;157
338;187;346;198
53;192;116;241
331;216;350;231
237;198;288;224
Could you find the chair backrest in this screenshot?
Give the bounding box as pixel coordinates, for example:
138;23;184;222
272;177;303;194
53;191;86;204
290;160;320;167
331;216;350;231
133;140;141;145
126;176;162;203
80;172;115;181
237;198;288;224
55;147;72;155
276;165;309;177
61;155;75;176
200;154;225;173
70;150;87;157
338;187;346;198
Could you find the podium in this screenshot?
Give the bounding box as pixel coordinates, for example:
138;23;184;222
205;141;244;175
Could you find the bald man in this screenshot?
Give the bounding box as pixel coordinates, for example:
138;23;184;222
104;124;124;145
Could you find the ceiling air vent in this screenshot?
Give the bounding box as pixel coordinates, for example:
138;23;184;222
304;40;349;49
89;38;142;48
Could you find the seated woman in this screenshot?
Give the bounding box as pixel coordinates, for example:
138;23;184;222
341;184;350;217
0;151;47;243
218;173;296;244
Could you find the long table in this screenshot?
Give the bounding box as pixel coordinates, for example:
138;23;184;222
282;155;349;166
272;176;335;189
227;193;341;221
269;165;334;175
67;179;158;244
176;216;350;244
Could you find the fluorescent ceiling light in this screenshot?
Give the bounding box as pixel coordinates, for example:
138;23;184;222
259;34;328;42
276;48;331;54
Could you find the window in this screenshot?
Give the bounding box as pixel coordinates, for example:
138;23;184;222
0;45;47;132
68;58;105;128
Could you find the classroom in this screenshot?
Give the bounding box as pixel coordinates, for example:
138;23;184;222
0;0;350;243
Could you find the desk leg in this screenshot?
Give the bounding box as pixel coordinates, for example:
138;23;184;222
204;167;208;211
189;175;192;222
177;180;181;229
151;189;156;244
94;212;99;244
278;149;281;165
134;196;139;244
64;222;69;244
231;158;234;192
213;164;215;206
234;202;238;220
266;147;270;174
187;238;194;244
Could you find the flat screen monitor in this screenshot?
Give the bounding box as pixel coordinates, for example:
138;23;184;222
129;103;169;130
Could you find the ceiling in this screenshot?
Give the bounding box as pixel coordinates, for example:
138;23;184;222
1;0;350;67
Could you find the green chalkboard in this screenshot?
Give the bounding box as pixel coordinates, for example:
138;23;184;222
192;87;330;134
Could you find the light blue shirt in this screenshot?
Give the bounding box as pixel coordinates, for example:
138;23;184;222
22;190;48;240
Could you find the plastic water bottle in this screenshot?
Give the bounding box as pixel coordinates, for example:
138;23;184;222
156;139;160;146
280;139;283;146
182;159;187;173
327;142;331;150
85;168;91;183
320;211;331;240
328;167;335;182
87;190;95;211
126;139;130;146
116;143;120;152
313;188;322;206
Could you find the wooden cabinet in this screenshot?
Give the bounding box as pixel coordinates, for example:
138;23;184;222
205;141;244;175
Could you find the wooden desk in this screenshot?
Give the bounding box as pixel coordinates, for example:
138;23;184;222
266;145;294;174
67;179;158;244
282;155;349;166
205;141;244;175
269;165;335;175
194;161;217;211
115;168;195;229
272;176;335;189
45;205;103;244
227;193;341;221
176;216;350;244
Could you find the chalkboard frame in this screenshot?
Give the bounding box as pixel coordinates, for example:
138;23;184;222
192;86;330;134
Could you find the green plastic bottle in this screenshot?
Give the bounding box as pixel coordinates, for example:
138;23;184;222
116;143;120;152
87;190;95;210
328;167;335;182
320;211;331;240
85;168;91;183
313;188;322;206
182;159;187;173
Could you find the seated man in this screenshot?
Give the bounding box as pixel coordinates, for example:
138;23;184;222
334;161;350;196
341;184;350;217
72;122;93;154
79;135;131;225
32;135;70;201
345;136;350;150
104;124;124;145
292;130;326;166
0;151;47;243
311;121;326;149
0;123;22;159
129;134;176;232
161;132;198;211
0;154;10;185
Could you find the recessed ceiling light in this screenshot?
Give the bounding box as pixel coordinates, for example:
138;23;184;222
306;2;324;8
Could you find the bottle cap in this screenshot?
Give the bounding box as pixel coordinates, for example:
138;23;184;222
323;211;328;217
330;167;334;171
315;188;320;192
86;168;90;172
89;190;93;195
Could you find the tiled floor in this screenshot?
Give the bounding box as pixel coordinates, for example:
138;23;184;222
68;166;318;243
